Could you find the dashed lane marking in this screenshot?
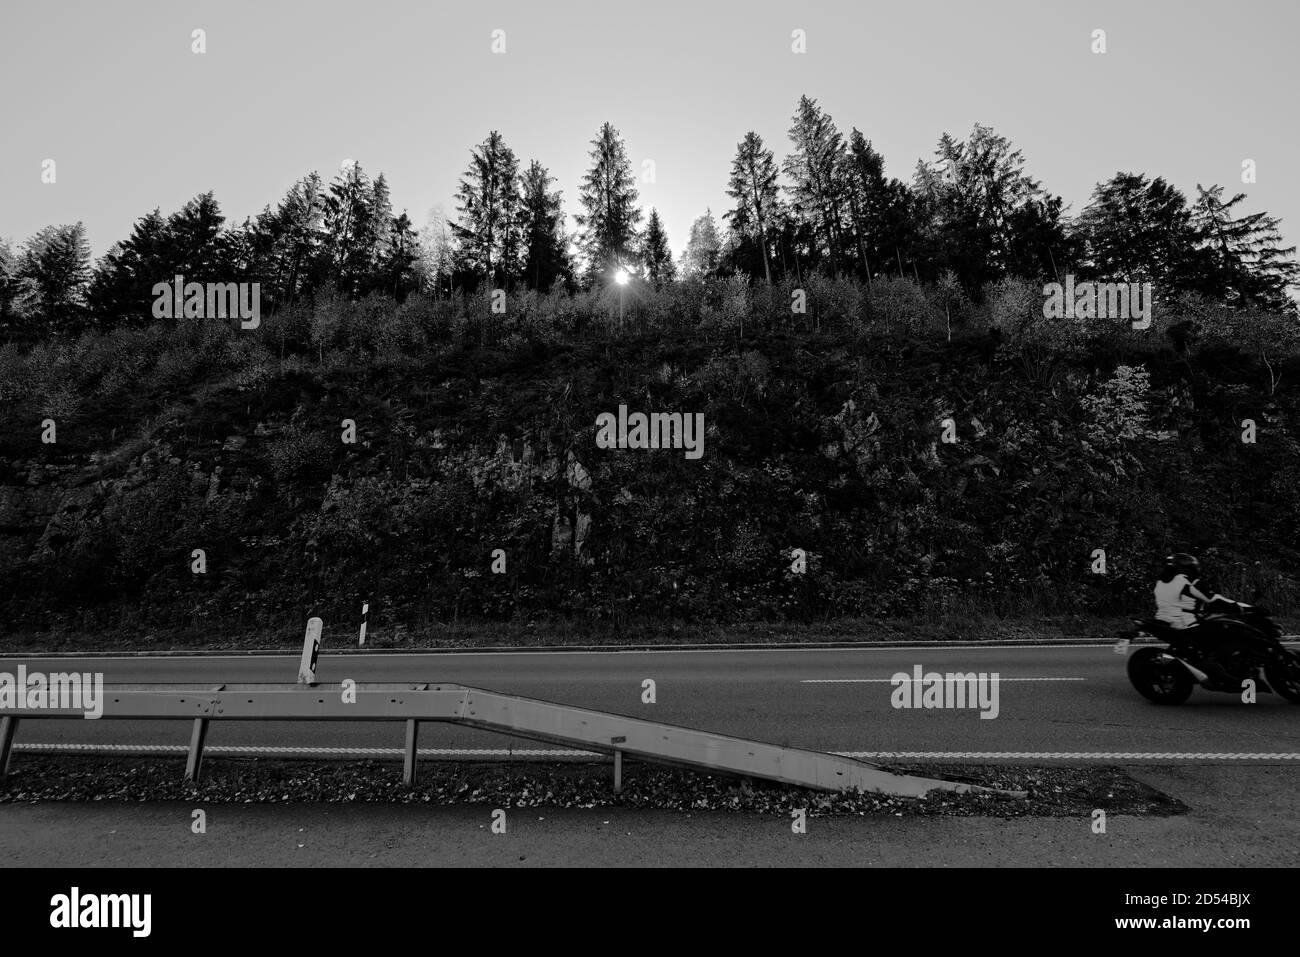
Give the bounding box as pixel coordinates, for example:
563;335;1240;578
800;677;1087;683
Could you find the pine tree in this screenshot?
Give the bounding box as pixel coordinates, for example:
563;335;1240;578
375;210;420;299
0;238;18;329
88;193;237;326
641;208;675;286
1077;172;1204;290
724;132;780;284
1192;184;1299;311
166;191;228;281
366;173;395;290
87;209;169;324
518;160;571;292
840;130;888;282
1004;193;1077;282
837;131;932;285
784;96;848;276
273;172;328;303
453;132;521;289
324;161;382;295
913;124;1049;292
15;223;92;335
576;122;642;282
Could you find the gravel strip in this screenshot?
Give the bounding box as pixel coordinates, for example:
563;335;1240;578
0;755;1186;818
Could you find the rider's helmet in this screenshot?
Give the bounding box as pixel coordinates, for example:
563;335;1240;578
1163;552;1201;578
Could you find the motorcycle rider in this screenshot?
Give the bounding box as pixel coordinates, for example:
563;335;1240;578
1153;552;1213;628
1153;553;1242;685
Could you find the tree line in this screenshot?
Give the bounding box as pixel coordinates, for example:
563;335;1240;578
2;94;1297;340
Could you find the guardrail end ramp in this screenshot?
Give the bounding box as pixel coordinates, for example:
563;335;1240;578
457;689;1022;797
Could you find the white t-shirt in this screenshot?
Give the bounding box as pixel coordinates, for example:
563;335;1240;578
1154;574;1200;628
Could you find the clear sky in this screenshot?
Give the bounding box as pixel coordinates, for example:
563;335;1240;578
2;0;1297;265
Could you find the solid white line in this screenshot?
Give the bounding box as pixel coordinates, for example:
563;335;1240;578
800;677;1087;683
13;743;1299;761
0;646;1131;663
13;743;597;757
837;752;1300;760
4;641;1297;664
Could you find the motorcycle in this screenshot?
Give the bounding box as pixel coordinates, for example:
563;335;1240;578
1118;596;1300;705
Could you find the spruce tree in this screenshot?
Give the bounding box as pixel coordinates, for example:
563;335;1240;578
86;209;169;324
367;173;395;288
324;161;379;295
0;238;16;327
453;131;521;289
274;172;328;303
15;223;92;335
1077;172;1204;290
913;124;1049;291
576;122;642;282
1192;184;1299;311
784;96;848;276
376;210;420;299
724;131;780;284
641;208;675;286
519;160;570;292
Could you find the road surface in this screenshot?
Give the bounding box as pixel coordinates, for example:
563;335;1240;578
3;645;1297;761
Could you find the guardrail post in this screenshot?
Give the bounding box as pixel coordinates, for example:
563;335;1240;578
185;717;209;783
403;719;419;786
0;716;18;777
613;749;623;794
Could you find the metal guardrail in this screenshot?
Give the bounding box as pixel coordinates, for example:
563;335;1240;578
0;681;1006;797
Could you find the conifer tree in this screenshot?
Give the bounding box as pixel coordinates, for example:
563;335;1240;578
518;160;571;292
784;96;848;276
1192;184;1299;311
1077;172;1204;289
324;161;380;295
14;223;92;334
724;132;780;284
453;132;521;288
576;122;642;282
641;208;675;286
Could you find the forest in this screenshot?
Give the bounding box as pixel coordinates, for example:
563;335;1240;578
1;95;1297;646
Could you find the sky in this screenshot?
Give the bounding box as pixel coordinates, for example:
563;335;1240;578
2;0;1298;267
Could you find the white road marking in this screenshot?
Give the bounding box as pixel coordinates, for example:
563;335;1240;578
0;646;1187;663
838;752;1300;760
12;743;1299;761
3;641;1296;663
801;677;1087;683
13;743;598;757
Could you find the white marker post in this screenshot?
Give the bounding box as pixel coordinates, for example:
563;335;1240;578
299;617;323;684
359;602;369;646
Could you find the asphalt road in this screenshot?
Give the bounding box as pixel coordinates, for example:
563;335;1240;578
3;645;1298;762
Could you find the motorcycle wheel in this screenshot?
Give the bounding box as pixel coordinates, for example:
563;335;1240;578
1264;651;1300;704
1127;647;1194;704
